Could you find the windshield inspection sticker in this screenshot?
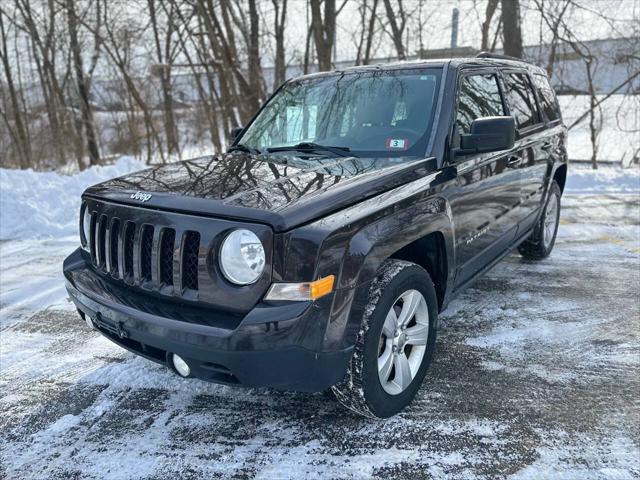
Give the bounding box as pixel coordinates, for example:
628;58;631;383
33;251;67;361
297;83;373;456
386;138;408;150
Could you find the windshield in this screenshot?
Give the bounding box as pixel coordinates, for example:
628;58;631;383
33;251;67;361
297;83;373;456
239;68;442;157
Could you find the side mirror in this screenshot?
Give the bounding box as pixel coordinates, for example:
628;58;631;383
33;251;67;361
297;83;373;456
456;116;515;156
230;126;243;141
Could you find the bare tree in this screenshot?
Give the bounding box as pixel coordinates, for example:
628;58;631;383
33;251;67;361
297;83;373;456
533;0;640;168
501;0;523;58
14;0;73;165
95;1;166;164
247;0;262;105
481;0;499;52
66;0;100;169
0;0;636;171
309;0;336;71
272;0;287;86
532;0;571;78
149;0;179;156
0;7;32;168
382;0;407;60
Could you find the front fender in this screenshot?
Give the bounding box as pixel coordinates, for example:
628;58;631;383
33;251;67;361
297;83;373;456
323;197;454;351
278;167;457;352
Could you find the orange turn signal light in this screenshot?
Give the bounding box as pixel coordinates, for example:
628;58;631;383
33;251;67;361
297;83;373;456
309;275;335;300
264;275;335;302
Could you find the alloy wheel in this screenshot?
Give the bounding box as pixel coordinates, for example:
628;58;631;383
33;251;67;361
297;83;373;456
543;193;559;249
377;289;430;395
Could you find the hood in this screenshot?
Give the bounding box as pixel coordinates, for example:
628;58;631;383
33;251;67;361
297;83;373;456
84;153;436;232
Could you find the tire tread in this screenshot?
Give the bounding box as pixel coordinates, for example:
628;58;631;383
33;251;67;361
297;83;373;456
518;181;561;260
331;259;428;418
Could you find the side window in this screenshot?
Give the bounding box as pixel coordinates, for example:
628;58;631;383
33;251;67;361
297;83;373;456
532;74;561;122
503;73;541;130
456;74;505;135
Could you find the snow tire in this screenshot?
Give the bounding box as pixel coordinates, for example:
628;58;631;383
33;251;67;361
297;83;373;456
331;259;438;418
519;180;562;260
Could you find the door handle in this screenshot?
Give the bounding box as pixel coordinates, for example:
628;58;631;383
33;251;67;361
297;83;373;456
541;142;552;151
506;156;522;168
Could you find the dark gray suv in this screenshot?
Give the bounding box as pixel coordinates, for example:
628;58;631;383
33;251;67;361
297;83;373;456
64;53;567;418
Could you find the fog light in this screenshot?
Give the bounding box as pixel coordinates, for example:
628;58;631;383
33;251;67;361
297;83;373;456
172;354;191;377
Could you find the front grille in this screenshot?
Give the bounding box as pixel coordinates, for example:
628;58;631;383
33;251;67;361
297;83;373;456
123;221;135;280
82;197;271;312
159;229;175;286
89;212;98;264
88;207;200;298
109;218;120;273
140;225;154;282
97;215;107;269
182;231;200;290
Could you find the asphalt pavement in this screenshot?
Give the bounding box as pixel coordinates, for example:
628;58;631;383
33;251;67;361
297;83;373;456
1;193;638;479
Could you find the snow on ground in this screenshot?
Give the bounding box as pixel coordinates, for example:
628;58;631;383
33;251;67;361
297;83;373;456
559;95;639;164
1;160;639;479
565;163;640;194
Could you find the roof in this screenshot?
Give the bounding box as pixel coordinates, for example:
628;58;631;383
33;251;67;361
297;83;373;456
291;56;545;83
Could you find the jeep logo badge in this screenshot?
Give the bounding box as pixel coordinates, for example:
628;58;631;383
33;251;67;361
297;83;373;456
130;191;152;202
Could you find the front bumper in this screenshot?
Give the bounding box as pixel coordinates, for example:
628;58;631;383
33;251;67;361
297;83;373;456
63;248;353;392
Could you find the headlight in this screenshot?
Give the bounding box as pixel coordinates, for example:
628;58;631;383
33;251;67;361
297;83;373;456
81;204;92;248
219;229;265;285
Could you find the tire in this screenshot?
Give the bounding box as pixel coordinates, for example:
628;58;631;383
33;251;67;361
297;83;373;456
331;259;438;418
518;180;561;260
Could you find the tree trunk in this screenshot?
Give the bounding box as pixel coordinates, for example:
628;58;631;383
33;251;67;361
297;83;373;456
585;58;599;169
0;11;31;168
382;0;406;60
17;0;67;165
66;0;100;169
196;0;241;127
309;0;335;71
481;0;499;51
247;0;262;109
363;0;379;65
149;0;179;156
272;0;287;86
501;0;523;58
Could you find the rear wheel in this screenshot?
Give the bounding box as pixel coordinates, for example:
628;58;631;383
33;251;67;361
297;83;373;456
519;180;561;260
331;259;438;418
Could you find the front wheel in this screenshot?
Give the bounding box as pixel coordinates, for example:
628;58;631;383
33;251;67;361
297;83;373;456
518;180;561;260
331;259;438;418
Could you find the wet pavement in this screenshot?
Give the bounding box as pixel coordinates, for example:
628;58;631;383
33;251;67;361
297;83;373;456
1;194;639;479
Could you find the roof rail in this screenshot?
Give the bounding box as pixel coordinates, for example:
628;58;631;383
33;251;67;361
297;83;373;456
476;51;526;62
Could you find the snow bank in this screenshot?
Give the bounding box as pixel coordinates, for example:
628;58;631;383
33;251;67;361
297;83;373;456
565;164;640;194
0;155;637;241
0;157;146;240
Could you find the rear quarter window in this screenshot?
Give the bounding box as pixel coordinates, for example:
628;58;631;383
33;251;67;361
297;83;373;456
532;73;561;122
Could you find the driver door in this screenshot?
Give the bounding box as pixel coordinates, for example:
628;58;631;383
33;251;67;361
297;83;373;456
449;70;522;288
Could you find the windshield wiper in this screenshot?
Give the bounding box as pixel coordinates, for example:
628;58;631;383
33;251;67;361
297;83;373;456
228;143;262;155
267;142;352;157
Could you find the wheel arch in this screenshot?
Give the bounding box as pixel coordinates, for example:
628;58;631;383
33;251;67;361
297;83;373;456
553;163;567;194
388;231;448;311
338;197;454;295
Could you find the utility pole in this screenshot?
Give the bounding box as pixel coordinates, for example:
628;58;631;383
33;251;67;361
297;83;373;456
451;7;459;49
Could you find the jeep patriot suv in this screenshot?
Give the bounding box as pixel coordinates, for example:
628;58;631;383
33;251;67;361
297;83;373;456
64;54;567;418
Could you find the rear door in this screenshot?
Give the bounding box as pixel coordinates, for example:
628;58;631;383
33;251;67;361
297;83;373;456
531;72;567;190
449;69;522;288
500;70;549;232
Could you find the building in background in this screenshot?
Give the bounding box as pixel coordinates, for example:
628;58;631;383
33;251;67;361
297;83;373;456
419;37;639;94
